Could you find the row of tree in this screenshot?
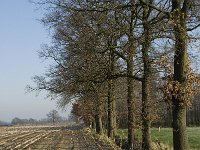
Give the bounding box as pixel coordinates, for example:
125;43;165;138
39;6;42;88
29;0;200;150
11;110;66;125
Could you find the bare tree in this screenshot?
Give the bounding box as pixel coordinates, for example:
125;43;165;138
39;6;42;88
47;109;61;124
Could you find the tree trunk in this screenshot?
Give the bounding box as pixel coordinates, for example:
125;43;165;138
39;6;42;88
107;44;117;139
186;109;189;126
172;1;189;149
92;119;96;129
141;79;151;150
95;95;103;134
172;101;188;150
141;73;151;150
108;79;116;139
141;2;152;149
127;50;135;150
126;1;136;148
95;114;103;134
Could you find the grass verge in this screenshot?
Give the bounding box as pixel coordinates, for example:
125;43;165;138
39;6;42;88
117;127;200;149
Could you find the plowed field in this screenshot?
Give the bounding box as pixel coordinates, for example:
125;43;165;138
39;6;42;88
0;125;117;150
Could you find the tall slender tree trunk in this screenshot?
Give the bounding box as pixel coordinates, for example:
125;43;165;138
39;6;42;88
197;105;200;125
172;1;189;149
107;43;116;139
95;97;103;134
141;32;151;150
107;79;116;139
127;49;135;150
141;78;151;150
186;109;189;126
141;1;152;149
127;1;136;148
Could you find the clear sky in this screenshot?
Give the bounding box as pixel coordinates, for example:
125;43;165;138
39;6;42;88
0;0;70;122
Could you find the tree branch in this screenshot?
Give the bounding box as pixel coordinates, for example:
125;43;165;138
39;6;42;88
139;0;170;17
111;73;142;82
187;23;200;31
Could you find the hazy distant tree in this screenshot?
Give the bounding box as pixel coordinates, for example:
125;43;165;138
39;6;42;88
47;109;61;124
28;118;38;125
0;120;9;126
38;118;49;124
11;117;23;125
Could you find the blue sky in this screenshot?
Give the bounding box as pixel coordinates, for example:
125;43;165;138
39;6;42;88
0;0;70;122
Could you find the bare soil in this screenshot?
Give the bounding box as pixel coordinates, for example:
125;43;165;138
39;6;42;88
0;125;117;150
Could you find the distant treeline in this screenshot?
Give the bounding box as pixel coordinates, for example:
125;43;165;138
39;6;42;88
157;97;200;127
116;96;200;128
0;110;71;126
10;117;68;125
0;120;10;126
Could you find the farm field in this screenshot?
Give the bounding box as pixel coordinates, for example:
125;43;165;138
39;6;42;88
117;127;200;149
0;125;118;150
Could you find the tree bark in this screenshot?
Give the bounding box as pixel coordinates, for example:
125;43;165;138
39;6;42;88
95;95;103;134
172;101;188;150
107;79;116;139
127;1;136;149
127;48;135;150
141;1;152;149
172;1;189;149
95;114;103;134
92;119;96;129
107;43;117;139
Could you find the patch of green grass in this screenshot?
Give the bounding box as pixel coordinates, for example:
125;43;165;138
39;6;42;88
116;129;128;139
117;127;200;149
188;127;200;149
151;128;173;147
